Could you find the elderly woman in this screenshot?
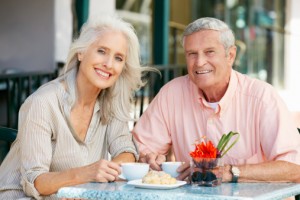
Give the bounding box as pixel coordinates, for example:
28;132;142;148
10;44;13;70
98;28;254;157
0;15;151;199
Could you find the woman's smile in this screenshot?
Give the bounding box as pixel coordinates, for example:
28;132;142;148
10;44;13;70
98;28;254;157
95;68;111;79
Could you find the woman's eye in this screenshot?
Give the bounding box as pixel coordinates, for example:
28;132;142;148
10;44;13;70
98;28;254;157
115;56;123;62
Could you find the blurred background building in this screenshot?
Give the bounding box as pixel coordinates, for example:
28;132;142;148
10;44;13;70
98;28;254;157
0;0;300;129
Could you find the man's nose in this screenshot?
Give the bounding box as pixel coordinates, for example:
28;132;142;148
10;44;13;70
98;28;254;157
196;55;207;67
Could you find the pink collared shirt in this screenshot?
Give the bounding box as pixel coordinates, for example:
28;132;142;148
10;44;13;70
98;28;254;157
133;70;300;165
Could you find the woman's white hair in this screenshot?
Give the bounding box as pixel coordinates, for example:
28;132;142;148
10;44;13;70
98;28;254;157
182;17;235;55
62;15;153;124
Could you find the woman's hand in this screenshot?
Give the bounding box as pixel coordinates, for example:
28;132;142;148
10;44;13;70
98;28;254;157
82;159;121;182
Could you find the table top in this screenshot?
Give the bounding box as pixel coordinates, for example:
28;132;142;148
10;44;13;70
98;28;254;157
57;181;300;200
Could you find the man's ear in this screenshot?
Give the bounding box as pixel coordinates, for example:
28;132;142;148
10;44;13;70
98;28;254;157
227;46;237;66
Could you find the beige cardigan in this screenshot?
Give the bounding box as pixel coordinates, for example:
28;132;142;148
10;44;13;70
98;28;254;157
0;68;138;199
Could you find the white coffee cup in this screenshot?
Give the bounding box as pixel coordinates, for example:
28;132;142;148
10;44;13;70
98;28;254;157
161;162;182;178
121;163;149;181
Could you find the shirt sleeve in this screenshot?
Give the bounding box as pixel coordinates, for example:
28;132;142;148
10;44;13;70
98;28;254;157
106;118;139;161
132;86;172;156
259;87;300;165
18;95;54;199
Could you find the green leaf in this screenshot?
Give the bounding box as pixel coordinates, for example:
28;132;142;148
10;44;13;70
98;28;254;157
216;131;240;157
216;134;226;150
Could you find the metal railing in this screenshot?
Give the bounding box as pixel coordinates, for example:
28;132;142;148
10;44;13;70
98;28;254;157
0;70;58;129
169;21;185;65
0;64;187;129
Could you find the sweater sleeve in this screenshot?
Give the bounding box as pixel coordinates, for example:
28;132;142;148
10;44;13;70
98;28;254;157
18;95;53;199
106;118;139;161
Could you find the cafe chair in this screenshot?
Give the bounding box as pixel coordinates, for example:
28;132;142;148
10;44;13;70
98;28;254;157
0;126;17;164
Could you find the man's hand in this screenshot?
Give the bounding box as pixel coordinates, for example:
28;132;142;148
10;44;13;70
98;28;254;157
139;152;166;170
176;162;190;181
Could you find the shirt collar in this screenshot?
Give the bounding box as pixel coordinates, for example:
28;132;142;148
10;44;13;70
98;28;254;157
194;69;238;114
218;69;238;113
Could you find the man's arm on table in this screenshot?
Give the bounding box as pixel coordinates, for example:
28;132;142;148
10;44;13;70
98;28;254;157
226;160;300;183
176;160;300;183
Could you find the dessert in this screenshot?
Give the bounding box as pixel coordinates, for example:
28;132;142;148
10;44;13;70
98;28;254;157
142;170;177;185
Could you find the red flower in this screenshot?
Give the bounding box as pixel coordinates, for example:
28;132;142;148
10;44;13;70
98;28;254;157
190;132;240;160
190;138;218;160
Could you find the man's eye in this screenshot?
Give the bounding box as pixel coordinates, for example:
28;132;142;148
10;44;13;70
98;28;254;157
98;49;105;54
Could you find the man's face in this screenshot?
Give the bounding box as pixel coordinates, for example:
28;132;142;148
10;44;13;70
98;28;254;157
184;30;236;93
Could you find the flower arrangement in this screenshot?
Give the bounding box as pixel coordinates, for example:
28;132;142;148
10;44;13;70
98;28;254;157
190;131;240;160
190;131;239;186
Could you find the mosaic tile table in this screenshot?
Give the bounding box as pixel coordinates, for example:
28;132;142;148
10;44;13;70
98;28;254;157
57;181;300;200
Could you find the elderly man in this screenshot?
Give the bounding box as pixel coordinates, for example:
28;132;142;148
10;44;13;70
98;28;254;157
132;17;300;183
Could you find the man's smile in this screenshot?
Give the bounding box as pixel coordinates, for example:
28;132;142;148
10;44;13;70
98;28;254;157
195;69;213;74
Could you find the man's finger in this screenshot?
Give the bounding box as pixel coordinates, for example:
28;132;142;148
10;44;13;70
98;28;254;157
177;162;189;173
147;153;161;170
177;163;191;181
139;153;147;163
156;154;166;166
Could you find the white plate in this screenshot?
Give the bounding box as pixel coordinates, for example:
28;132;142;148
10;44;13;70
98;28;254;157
127;179;187;189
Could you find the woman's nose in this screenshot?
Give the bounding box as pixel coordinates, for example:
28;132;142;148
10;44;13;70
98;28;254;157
103;56;113;69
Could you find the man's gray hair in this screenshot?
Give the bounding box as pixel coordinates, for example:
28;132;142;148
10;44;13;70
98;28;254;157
182;17;235;53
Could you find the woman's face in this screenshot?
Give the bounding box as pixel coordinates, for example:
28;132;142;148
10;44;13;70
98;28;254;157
77;30;127;92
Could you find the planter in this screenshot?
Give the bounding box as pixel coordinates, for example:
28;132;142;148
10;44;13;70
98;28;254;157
190;158;223;187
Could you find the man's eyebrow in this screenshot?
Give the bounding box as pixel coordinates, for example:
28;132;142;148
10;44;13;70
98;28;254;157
205;47;216;50
185;49;196;53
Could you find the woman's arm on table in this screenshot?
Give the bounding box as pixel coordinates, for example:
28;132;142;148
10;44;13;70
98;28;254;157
34;159;121;196
112;152;136;164
35;151;136;196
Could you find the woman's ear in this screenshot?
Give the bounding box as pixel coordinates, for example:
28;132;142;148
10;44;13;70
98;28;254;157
77;52;83;61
